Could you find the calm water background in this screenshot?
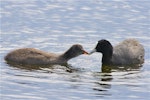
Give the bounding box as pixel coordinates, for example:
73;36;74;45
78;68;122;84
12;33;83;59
1;0;150;100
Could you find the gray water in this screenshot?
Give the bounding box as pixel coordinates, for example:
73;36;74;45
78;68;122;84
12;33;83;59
1;0;150;100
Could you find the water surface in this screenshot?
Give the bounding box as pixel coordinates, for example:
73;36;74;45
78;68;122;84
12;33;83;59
1;0;150;100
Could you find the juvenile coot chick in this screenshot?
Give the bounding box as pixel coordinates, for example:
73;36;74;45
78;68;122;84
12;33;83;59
5;44;88;65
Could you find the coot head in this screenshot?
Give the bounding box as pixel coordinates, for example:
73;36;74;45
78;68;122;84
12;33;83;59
90;39;113;55
63;44;88;60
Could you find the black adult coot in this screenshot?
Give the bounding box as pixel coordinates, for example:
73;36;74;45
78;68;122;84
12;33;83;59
90;39;145;66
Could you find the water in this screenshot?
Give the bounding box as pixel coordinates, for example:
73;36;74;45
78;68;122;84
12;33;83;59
1;0;150;100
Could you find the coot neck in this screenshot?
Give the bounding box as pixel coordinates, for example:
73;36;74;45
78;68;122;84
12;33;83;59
102;53;112;65
61;48;76;61
101;47;113;65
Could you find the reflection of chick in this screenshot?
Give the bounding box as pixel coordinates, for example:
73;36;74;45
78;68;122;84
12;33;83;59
90;39;145;66
5;44;88;65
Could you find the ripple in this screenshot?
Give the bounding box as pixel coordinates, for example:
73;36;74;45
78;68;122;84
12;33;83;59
1;0;150;100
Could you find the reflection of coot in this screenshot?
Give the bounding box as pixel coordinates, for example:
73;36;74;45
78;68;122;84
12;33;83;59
93;64;142;96
90;39;145;66
94;75;112;91
5;61;79;73
93;66;113;95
